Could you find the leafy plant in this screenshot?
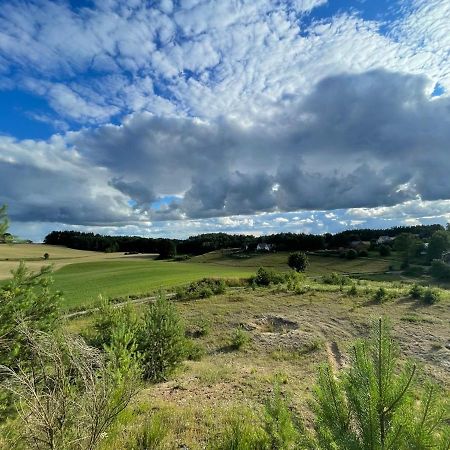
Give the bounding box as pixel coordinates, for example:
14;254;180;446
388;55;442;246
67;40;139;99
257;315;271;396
422;288;441;305
230;327;250;350
138;294;186;382
373;286;387;303
264;384;305;449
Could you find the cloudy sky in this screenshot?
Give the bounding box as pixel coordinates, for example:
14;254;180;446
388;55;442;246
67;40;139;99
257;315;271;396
1;0;450;241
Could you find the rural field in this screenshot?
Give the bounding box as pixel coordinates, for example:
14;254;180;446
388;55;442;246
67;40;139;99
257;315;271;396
2;241;449;448
66;282;450;449
1;244;403;309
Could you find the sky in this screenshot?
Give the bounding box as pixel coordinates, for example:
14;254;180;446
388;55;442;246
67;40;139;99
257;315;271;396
1;0;450;241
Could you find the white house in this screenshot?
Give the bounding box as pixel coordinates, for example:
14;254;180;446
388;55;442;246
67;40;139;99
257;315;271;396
376;236;395;245
256;243;273;251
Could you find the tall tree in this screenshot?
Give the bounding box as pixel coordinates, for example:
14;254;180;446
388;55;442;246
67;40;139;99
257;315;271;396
427;230;450;262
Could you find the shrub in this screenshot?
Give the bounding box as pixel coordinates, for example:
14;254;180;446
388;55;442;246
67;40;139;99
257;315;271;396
346;249;358;260
402;265;425;277
175;278;226;300
210;411;268;450
409;283;424;299
347;284;358;296
87;297;138;349
312;319;449;449
379;244;391;256
264;384;305;449
138;294;186;382
0;262;60;368
125;415;168;450
373;286;387;303
253;267;285;286
287;252;309;272
321;272;351;286
358;250;368;257
230;327;250;350
0;328;139;450
422;288;441;305
184;340;205;361
430;260;450;280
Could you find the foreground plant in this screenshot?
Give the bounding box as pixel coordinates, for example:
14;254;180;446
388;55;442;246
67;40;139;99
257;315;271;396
313;318;449;449
1;327;139;450
138;293;186;382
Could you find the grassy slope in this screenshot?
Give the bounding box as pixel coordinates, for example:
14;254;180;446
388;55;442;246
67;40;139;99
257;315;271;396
2;245;399;309
190;250;392;275
53;260;254;309
82;286;448;449
0;244;158;280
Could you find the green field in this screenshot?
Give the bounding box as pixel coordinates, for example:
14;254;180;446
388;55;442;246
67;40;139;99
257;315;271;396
1;244;402;310
52;259;254;309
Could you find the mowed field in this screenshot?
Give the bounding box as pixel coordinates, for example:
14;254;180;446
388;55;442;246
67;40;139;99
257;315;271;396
2;244;396;310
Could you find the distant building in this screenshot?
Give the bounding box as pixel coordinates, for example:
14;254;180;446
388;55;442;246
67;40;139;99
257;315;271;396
376;236;395;245
349;240;370;251
256;243;274;252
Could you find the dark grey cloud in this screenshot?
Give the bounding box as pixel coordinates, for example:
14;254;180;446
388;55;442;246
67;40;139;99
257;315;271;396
2;69;450;227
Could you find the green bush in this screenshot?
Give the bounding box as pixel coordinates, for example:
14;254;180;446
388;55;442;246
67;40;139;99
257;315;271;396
287;251;309;272
358;250;368;257
138;294;186;382
184;340;205;361
321;272;351;286
346;249;358;260
409;283;424;299
0;262;60;369
422;288;441;305
230;327;250;350
86;297;138;349
253;267;285;286
209;411;268;450
379;244;391;256
264;384;307;449
430;260;450;280
347;284;358;296
373;286;387;303
175;278;226;300
402;265;425;277
125;415;168;449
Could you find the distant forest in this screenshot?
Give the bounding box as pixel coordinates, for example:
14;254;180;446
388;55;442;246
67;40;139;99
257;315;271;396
43;224;444;257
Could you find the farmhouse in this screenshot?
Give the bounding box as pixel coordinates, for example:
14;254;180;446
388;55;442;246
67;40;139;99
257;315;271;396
376;236;395;245
256;243;274;252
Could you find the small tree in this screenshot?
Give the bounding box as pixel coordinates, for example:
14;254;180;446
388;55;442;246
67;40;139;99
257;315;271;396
138;294;186;382
288;252;309;272
394;233;422;265
0;262;60;368
43;252;50;260
312;319;449;449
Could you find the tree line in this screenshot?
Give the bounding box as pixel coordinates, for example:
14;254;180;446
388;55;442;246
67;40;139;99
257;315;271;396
44;224;444;257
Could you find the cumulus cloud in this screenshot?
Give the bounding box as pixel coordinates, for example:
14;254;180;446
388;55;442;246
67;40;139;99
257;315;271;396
1;0;450;238
2;69;450;232
0;0;449;126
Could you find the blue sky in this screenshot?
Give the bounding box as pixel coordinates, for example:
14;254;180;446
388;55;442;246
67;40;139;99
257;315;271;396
1;0;450;241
